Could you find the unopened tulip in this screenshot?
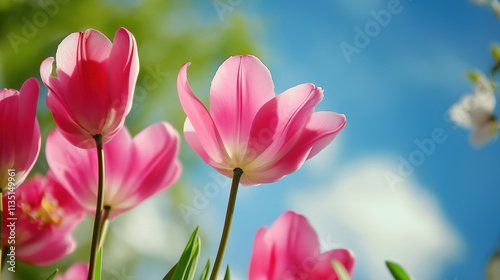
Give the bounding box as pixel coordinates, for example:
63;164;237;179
46;122;181;218
178;55;346;186
40;27;139;148
0;77;41;190
249;211;355;280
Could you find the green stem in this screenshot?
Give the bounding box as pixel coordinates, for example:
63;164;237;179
1;246;5;271
209;168;243;280
98;206;111;249
87;134;105;280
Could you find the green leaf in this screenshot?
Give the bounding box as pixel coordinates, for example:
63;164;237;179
331;260;351;280
185;236;201;280
223;265;230;280
467;71;481;82
94;247;103;280
492;45;500;61
45;269;59;280
163;226;200;280
386;261;412;280
491;61;500;77
199;259;211;280
163;263;177;280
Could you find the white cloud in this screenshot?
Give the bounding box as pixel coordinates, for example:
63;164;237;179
288;157;464;280
111;194;189;262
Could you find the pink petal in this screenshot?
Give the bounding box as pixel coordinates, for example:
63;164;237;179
104;123;181;217
55;263;89;280
246;84;323;166
45;171;86;230
54;32;80;77
243;111;345;186
249;211;320;280
305;112;346;159
15;119;41;185
0;78;41;187
184;119;230;171
0;90;20;172
104;27;139;134
46;129;97;210
249;227;273;280
80;29;112;62
177;63;228;164
62;31;110;134
209;55;275;159
47;97;96;148
309;249;356;280
18;230;76;265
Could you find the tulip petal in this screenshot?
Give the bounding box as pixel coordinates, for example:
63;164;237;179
106;123;181;217
248;227;272;280
18;230;76;265
46;129;97;209
309;249;356;279
105;27;139;133
54;32;80;77
0;90;19;170
244;111;345;186
14;78;41;177
178;63;228;163
209;55;275;157
184;119;229;171
249;211;320;280
246;84;323;166
56;263;89;280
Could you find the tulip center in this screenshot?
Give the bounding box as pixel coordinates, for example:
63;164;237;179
20;192;64;228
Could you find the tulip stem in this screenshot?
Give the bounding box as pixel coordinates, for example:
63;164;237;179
1;246;5;270
88;134;105;280
98;206;111;249
209;168;243;280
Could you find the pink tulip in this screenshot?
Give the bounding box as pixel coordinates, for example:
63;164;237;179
55;262;88;280
2;173;85;265
249;211;355;280
0;77;41;190
46;122;181;218
177;55;346;186
40;27;139;149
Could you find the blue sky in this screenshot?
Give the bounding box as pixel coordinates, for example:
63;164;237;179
167;0;500;279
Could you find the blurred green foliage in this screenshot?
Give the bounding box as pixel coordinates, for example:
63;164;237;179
0;0;259;278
